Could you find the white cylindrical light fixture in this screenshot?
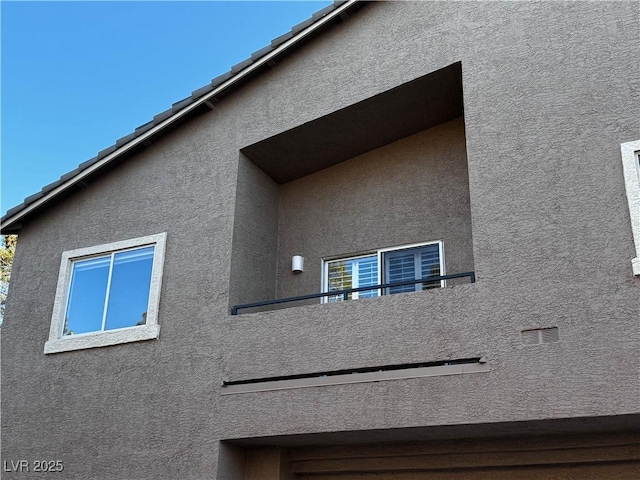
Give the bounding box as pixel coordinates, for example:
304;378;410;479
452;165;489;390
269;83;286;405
292;255;304;273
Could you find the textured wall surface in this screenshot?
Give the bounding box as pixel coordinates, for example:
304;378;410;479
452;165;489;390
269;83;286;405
231;117;473;307
2;2;639;479
229;154;280;307
275;118;473;299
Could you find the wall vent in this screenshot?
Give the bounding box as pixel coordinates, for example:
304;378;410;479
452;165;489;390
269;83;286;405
521;327;559;345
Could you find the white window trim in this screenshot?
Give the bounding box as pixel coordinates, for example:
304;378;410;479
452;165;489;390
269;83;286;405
44;232;167;354
322;241;445;302
620;140;640;275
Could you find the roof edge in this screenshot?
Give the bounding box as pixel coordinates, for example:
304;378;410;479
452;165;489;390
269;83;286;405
1;0;361;234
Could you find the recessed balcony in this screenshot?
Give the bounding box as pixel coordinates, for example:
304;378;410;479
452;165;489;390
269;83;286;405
229;63;475;314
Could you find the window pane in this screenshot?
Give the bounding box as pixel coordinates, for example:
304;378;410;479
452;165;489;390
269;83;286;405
64;256;110;335
419;244;441;289
327;259;352;302
104;246;154;330
327;256;378;301
384;244;440;295
385;250;417;294
354;256;378;298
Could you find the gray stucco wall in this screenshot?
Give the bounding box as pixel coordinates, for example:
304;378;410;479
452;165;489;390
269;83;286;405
275;117;473;300
2;2;639;479
231;117;473;308
229;154;280;307
1;115;235;479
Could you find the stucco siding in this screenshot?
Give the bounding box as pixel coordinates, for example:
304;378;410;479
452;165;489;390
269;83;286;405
1;2;639;479
275;117;473;300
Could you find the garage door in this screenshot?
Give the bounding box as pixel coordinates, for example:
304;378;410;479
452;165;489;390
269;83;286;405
290;432;640;480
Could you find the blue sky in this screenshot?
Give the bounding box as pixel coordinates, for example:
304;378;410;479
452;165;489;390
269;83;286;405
1;1;331;216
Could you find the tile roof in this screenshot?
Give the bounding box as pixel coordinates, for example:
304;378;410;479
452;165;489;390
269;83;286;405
1;0;361;233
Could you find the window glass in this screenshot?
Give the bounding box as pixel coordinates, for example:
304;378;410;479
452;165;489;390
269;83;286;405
104;247;154;330
64;256;110;335
327;255;378;301
324;242;443;302
63;245;155;335
384;244;441;294
419;244;442;289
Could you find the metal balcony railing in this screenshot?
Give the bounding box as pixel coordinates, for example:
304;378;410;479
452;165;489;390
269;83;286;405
230;271;476;315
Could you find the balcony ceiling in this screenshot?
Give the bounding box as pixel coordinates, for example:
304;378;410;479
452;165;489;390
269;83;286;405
241;62;463;184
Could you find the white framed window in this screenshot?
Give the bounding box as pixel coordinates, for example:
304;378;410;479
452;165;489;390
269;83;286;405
324;253;379;301
620;140;640;276
323;241;444;302
44;232;167;354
